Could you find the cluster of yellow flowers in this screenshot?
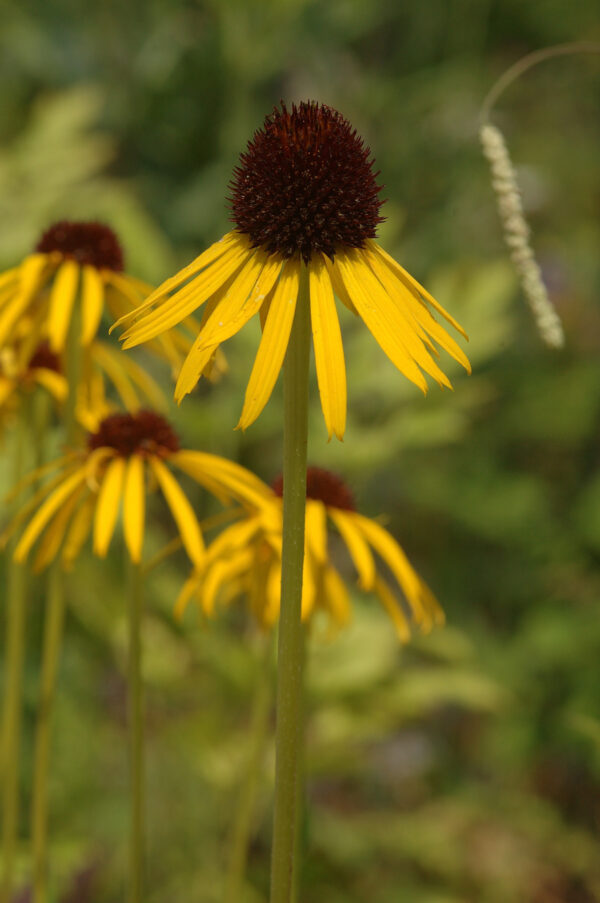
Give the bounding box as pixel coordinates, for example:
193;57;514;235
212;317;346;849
0;100;470;903
1;198;468;636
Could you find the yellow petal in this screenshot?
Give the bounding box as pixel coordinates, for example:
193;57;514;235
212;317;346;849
171;450;273;510
359;248;453;389
32;369;68;402
91;342;140;411
120;239;249;347
149;457;204;565
174;572;202;620
33;484;85;572
111;231;240;331
62;495;96;569
309;256;347;440
237;257;301;430
364;246;470;374
305;500;328;564
0;255;49;346
93;456;125;557
351;512;428;624
14;468;87;562
373;575;411;642
80;265;105;345
123;455;146;563
47;260;80;352
368;240;468;339
329;508;376;590
323;565;351;627
332;252;428;393
202;550;252;617
198;251;282;347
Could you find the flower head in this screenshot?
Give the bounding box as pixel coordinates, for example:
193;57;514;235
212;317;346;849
7;410;271;572
177;466;443;641
116;101;470;440
0;340;67;420
0;221;204;370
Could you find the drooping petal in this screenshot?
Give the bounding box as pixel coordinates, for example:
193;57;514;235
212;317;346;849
111;231;240;331
197;251;282;348
323;565;352;627
62;494;96;569
149;457;205;565
364;245;471;373
373;575;411;642
80;265;105;345
331;252;428;393
359;248;454;388
367;240;468;339
171;450;273;510
93;456;126;557
123;455;146;563
237;257;301;430
32;369;68;402
329;508;376;590
47;260;80;351
305;499;328;565
120;238;250;347
350;512;429;625
0;255;50;346
14;468;88;562
33;484;86;572
309;257;347;440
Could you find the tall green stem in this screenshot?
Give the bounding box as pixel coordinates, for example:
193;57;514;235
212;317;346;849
290;628;307;903
1;419;29;903
31;563;65;903
224;634;273;903
269;266;310;903
28;301;81;901
128;560;145;903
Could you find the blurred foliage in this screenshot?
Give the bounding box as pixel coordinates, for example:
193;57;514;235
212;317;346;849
1;0;600;901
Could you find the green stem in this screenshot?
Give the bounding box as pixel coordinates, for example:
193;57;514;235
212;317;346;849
269;265;311;903
31;563;65;903
290;628;307;903
224;634;274;903
28;295;81;902
1;420;29;903
128;560;145;903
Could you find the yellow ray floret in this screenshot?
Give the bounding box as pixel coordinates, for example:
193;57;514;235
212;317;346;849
176;484;443;641
9;413;274;573
114;228;470;439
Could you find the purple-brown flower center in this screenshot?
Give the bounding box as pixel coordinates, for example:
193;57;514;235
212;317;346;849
36;221;124;271
230;101;384;263
88;411;180;458
28;342;61;373
273;466;355;511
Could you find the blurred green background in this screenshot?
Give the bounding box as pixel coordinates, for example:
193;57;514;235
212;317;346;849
1;1;600;901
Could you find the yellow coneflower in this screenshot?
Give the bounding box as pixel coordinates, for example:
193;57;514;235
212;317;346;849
115;101;470;440
0;220;209;373
177;466;443;641
9;409;271;573
0;340;67;416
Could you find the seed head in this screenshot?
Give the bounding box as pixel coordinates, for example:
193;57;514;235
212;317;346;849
36;221;124;272
230;101;384;263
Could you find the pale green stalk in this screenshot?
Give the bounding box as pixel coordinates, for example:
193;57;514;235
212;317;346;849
269;266;310;903
29;307;80;901
128;559;145;903
1;417;29;903
31;564;65;903
224;634;273;903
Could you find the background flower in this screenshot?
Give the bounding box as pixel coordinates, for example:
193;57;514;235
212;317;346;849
8;409;272;571
177;466;443;641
